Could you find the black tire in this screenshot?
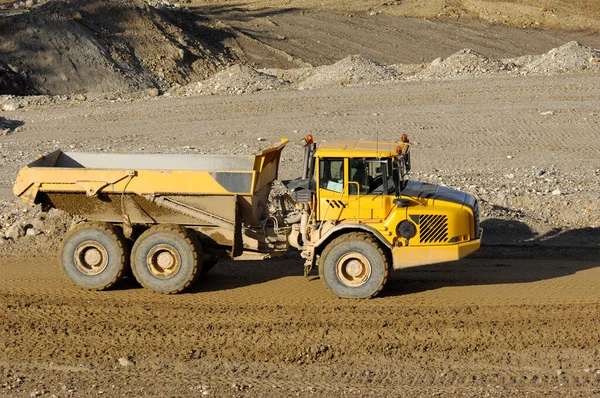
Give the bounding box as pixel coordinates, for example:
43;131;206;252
318;232;389;299
131;225;202;294
60;222;128;291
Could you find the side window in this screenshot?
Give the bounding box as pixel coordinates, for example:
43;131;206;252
319;158;344;193
349;158;369;195
349;158;388;195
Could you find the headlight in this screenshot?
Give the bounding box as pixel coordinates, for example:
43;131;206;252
397;220;416;239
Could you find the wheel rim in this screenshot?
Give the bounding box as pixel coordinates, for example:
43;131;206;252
74;240;109;276
336;252;372;287
146;244;182;279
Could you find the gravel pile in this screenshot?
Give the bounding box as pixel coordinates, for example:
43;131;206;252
144;0;190;11
297;55;398;89
415;49;510;80
185;64;289;95
1;0;38;10
0;62;34;96
518;41;600;75
0;201;72;256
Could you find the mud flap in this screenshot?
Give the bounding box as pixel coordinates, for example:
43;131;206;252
231;195;244;258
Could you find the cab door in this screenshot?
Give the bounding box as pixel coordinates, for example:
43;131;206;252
345;158;393;221
317;158;347;221
317;157;393;222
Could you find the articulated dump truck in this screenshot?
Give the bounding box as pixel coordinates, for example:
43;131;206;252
13;135;481;298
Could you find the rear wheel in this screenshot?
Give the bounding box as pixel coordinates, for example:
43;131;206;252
318;232;389;299
60;222;128;290
131;225;202;294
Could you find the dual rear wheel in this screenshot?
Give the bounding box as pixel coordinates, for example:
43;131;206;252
131;225;202;293
61;223;203;293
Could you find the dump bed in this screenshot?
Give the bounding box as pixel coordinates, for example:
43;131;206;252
13;140;287;228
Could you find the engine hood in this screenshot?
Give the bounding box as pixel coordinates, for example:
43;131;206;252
402;180;477;212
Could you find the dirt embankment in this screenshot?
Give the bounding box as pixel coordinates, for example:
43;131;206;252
0;0;236;96
3;0;600;97
194;0;600;31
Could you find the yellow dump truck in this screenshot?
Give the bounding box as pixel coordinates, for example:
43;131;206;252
13;135;481;298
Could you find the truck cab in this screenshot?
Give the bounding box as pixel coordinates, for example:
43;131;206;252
288;136;482;299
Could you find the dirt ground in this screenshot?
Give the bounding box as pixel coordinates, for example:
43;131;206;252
1;248;600;397
1;1;600;397
1;72;600;397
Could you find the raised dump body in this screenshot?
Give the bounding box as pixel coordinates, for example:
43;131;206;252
14;140;288;258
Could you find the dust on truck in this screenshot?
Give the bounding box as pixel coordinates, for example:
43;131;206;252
13;135;481;298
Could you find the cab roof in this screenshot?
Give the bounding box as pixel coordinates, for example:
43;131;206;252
315;140;399;158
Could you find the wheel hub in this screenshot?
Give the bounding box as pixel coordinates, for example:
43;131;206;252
74;240;109;276
84;248;102;267
336;252;372;287
147;244;181;279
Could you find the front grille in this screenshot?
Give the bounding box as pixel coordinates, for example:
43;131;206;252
419;214;449;244
473;200;481;238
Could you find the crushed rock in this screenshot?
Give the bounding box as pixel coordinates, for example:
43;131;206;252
2;4;599;98
518;41;600;75
185;64;289;95
0;201;72;256
145;0;191;11
0;61;36;96
297;55;398;90
415;49;510;80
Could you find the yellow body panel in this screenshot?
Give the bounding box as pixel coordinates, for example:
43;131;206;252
392;236;481;269
13;140;288;207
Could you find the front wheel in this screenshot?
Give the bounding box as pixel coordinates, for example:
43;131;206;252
131;225;202;294
318;232;389;299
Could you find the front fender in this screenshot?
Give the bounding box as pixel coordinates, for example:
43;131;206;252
313;223;392;251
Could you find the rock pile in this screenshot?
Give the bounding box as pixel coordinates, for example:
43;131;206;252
298;55;398;89
144;0;190;11
416;49;510;80
180;42;600;96
0;62;34;96
185;64;289;95
0;201;72;255
0;0;234;96
2;0;599;98
1;0;38;10
518;41;600;75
